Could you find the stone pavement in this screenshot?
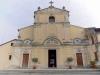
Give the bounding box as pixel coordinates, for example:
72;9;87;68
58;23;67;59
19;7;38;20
0;69;100;75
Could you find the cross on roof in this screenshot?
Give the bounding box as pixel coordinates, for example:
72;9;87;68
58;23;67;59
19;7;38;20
49;1;54;6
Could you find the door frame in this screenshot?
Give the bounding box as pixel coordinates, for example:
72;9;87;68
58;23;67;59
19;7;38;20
76;53;83;66
48;49;57;68
22;54;29;68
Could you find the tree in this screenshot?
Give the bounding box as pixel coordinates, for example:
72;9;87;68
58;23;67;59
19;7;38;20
66;57;73;69
32;58;38;69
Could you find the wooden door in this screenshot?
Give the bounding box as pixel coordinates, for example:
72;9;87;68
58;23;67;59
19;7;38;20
76;53;83;66
22;54;29;68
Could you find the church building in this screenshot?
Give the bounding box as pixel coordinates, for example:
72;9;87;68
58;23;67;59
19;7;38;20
0;1;100;69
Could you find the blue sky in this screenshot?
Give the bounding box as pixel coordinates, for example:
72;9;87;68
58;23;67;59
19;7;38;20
0;0;100;44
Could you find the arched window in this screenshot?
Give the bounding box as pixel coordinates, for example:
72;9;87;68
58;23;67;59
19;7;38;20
44;37;61;46
49;16;55;23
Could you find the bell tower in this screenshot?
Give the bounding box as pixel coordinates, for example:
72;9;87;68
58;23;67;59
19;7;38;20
34;1;70;24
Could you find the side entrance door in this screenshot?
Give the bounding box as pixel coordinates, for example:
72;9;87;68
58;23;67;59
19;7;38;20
22;54;29;68
76;53;83;66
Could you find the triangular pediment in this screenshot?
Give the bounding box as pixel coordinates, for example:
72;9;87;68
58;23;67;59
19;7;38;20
35;6;69;14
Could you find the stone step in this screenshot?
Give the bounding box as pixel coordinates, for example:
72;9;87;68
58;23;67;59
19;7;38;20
0;69;100;75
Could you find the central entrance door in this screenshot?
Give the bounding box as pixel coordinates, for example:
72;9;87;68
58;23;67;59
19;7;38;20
48;49;57;68
22;54;29;68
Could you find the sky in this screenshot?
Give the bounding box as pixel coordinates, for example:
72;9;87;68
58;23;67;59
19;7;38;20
0;0;100;44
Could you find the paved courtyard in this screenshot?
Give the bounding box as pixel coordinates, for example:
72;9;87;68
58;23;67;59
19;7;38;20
0;69;100;75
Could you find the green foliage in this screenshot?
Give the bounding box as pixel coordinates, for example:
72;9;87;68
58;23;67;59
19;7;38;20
66;57;73;62
32;58;38;63
90;61;96;65
90;61;96;68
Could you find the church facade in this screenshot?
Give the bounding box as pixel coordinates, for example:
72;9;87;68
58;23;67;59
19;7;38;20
0;2;100;70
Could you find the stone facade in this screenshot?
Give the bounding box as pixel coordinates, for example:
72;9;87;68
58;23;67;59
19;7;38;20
0;3;100;70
